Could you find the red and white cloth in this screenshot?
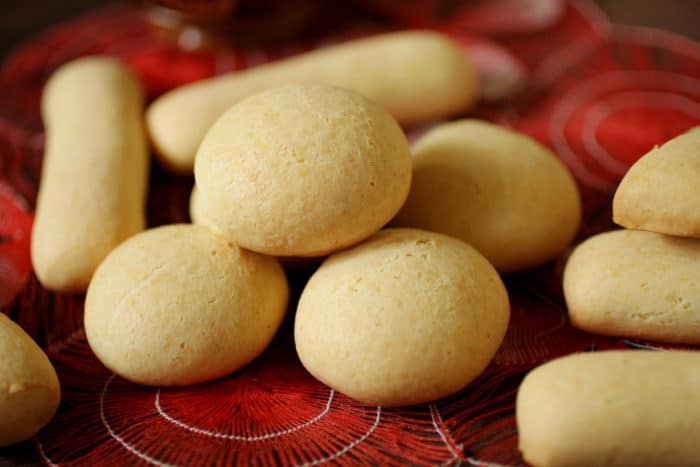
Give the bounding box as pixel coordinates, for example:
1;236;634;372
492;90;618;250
1;1;699;465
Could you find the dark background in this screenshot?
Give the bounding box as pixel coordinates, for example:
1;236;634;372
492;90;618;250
0;0;698;465
1;0;700;59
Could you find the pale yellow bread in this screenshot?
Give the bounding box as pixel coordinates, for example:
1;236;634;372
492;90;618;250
32;56;148;292
294;228;509;406
194;84;412;257
85;224;289;386
392;119;581;273
517;350;700;467
0;314;60;446
147;31;477;173
563;229;700;344
613;126;700;237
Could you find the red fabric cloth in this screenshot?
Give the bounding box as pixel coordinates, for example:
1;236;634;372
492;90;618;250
1;1;699;465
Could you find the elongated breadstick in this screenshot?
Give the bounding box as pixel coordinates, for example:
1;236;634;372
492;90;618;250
147;31;478;173
31;57;148;292
517;351;700;466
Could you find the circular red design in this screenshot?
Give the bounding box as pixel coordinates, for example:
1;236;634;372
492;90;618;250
0;1;697;465
582;91;700;175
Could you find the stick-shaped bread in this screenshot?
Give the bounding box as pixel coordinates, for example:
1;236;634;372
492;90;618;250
32;57;148;292
517;351;700;466
147;31;478;173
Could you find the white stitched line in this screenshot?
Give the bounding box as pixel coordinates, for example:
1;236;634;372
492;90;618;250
35;437;59;467
581;91;700;175
298;406;382;467
430;404;461;466
155;388;335;441
101;374;175;467
431;405;514;467
623;340;665;351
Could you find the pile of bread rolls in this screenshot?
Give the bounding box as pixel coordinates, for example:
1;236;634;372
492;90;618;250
564;127;700;345
517;127;700;466
10;26;698;465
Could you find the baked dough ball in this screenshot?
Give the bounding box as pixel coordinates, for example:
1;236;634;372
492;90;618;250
393;119;581;273
613;126;700;237
563;229;700;344
0;313;60;446
190;185;322;271
194;84;412;257
294;228;510;406
517;350;700;467
85;224;289;386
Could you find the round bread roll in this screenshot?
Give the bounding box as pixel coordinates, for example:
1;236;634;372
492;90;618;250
393;119;581;273
85;224;289;386
0;313;60;446
190;185;323;271
564;229;700;344
194;84;412;257
613;126;700;237
295;228;510;406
